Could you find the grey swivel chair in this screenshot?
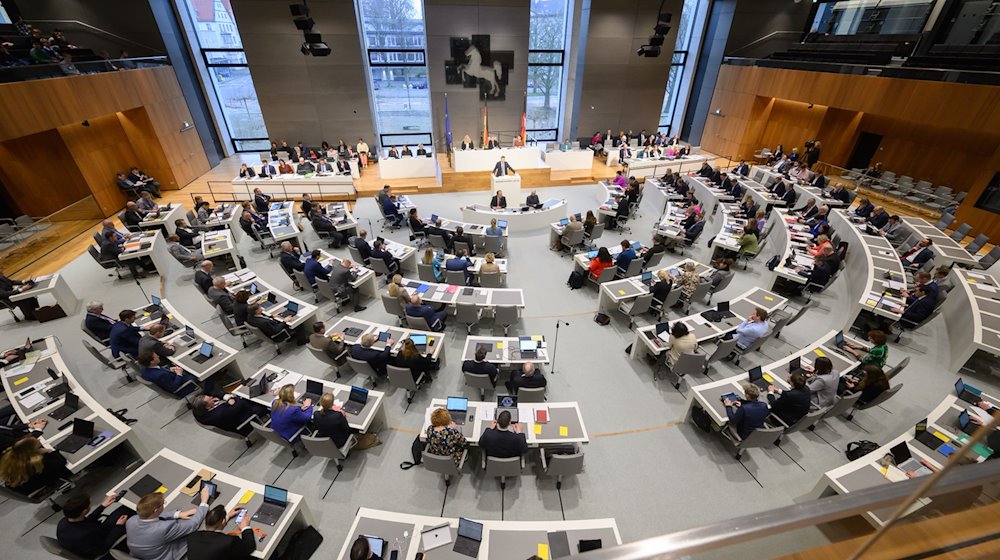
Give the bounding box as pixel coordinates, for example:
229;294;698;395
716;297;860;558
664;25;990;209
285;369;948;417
723;424;784;460
301;431;357;474
483;455;523;490
584;223;605;249
346;355;379;387
846;383;903;421
387;364;425;404
405;313;438;332
380;294;406;325
422;449;467;487
454;240;473;257
771;408;827;444
704;338;739;374
539;445;584;489
445;269;467;286
479;271;502;288
588;266;617;286
368;258;394;283
818;392;864;426
950;223;973;243
483;235;504;256
83;339;128;377
250;419;305;458
493;305;519;335
316;278;351;312
965;234;990;255
307;342;347;378
39;535;89;560
559;228;586;255
417;262;437;282
455;302;483;334
658;351;707;389
217;305;253;348
517;386;546;403
245;323;290;356
463;370;495;400
617;258;643;279
733;330;773;366
618;293;653;329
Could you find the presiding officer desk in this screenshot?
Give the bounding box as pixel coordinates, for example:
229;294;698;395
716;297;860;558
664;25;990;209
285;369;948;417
461;198;567;231
222;269;322;330
687;330;860;428
420;398;587;446
598;257;711;313
829;209;906;328
943;268;1000;374
326;315;447;367
1;337;146;473
234;364;386;434
397;277;525;314
338;508;620;560
630;287;789;360
111;448;311;559
230;169;356;197
133;299;244;382
462;335;549;367
811;389;996;527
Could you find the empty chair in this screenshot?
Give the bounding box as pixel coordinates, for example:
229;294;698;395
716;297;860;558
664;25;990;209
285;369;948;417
484;455;522;489
292;269;314;293
483;235;504;256
618;292;653;329
250;223;278;255
493;305;519;335
479;271;502;288
769;314;792;341
703;337;739;374
454;240;473;256
301;432;357;475
83;339;130;380
87;245;124;279
250;420;305;457
427;233;448;250
387;364;425;403
723;424;784;460
584;223;605;248
422;449;467;486
463;369;495;400
657;351;707;390
445;269;467;285
847;383;903;420
588;266;617;286
380;294;406;325
307;342;347;378
772;408;827;444
539;445;584;489
965;233;990;255
934;213;955;231
417;262;437;282
706;271;735;304
517;386;546;403
455;302;483;334
885;356;910;381
345;355;379;386
817;392;864;425
950;223;973;242
973;246;1000;270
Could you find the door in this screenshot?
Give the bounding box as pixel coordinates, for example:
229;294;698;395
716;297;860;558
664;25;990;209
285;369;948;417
846;132;882;170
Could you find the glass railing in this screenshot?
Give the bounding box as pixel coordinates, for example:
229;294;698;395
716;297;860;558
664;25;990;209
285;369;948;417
0;56;170;84
813;161;956;217
1;195;104;276
203;181;358;205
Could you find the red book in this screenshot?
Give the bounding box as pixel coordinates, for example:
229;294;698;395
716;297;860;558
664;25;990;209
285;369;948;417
535;408;549;423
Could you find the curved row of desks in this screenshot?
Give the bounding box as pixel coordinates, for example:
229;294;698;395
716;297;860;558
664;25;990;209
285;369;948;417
830;209;906;327
943;268;1000;374
767;209;817;289
133;299;243;381
325;315;448;366
396;277;525;310
599;258;712;313
461;199;567;231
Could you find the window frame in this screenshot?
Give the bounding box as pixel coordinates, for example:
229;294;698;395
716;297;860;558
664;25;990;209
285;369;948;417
367;48;427;67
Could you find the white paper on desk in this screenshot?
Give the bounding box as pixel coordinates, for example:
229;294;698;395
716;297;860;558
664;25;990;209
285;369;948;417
657;330;670;343
794;256;813;267
5;359;37;377
19;391;45;409
690;314;709;325
978;284;998;293
968;272;987;280
277;372;302;387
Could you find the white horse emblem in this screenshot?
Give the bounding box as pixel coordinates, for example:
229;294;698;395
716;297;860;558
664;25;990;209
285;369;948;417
458;45;503;96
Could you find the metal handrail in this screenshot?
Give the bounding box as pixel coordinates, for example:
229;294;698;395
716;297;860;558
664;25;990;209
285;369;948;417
203;181;357;204
727;30;802;56
25;19;166;54
578;459;1000;559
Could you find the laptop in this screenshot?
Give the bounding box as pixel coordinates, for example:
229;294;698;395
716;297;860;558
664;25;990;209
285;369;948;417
364;536;385;558
574;213;582;221
261;292;278;309
421;523;453;552
447;396;469;425
518;338;537;359
147;296;163;319
279;301;300;318
914;418;944;449
496;395;519;423
789;356;804;374
890;442;933;475
498;219;508;229
49;392;81;420
632;241;642;251
251;485;288;526
300;379;324;403
587;250;598;259
191;342;214;364
558;218;569;226
46;375;70;399
249;375;268;398
748;366;770;390
409;334;429;352
430;214;438;224
958;410;976;435
54;418;95;453
341;386;369;415
640;271;654;286
716;300;736;319
452;517;484;558
176;326;197;346
955;379;982;404
475;342;494;356
834;331;846;347
249;282;260;296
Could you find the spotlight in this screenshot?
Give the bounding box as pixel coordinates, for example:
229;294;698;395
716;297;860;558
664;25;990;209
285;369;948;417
636;45;661;58
289;4;309;17
293;17;314;31
648;35;664;47
301;33;331;56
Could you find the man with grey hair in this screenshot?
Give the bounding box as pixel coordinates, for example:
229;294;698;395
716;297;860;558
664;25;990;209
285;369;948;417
138;323;176;360
167;234;201;267
505;360;547;395
84;301;117;342
329;258;366;312
349;332;393;376
194;261;213;294
207;277;234;314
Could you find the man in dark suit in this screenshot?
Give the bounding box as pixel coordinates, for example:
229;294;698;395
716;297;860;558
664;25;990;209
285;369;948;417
303;249;333;287
350;333;393;376
352;230;372;264
109;309;145;358
526;191;540;207
810;173;827;189
387;146;400;159
766;371;811;426
208;277;236;314
85;301;118;342
279;242;304;281
452;226;475;256
901;238;933;269
828;182;851;204
490;190;507;209
123;201;146;229
336;158;351;174
780;187;796;207
247;303;292;341
300;193;320;217
416;144;429;156
425;219;453;250
192;392;267;437
57;492;133;560
128;167;161;196
478;410;528;458
682;213;706;246
174;219;200;247
186;505;255;560
492;157;514;178
370;239;399;275
381;194;404;227
194;261;214;294
867;206;889;229
898;284;935;328
505;361;547;395
259;159;277;178
138;351;199;397
798;246;839;292
316;158;335;174
462;346;498;385
252;188;271;213
296;157;315;174
734;160;750;176
310;208;344;248
329;259;366;312
405;294;447;331
445;249;473;285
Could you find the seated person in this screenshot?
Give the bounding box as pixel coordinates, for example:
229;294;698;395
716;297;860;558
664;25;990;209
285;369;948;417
807;234;832;257
126;488;209;560
895;284;936;328
842;329;889;368
588;247;615;280
57;492;134;560
238;163;256;178
462;346;498;386
109;310;146;358
505;361;547;395
303;249;333;287
313;393;352;448
421;248;444;282
186;504;255;560
85;301;118;342
425;408;467;465
425;219;453;250
766;371;811;426
0;435;72;496
401;145;413;157
615;240;637;274
350;333;393;376
490;189;508;209
167;235;202;267
310;208;345;248
900;238;933;269
843;365;889;406
381;194;403;227
452;226;475;256
252;188;271;213
867;206;889;229
192;390;268;437
732;307;769;353
246;303;294;341
480;252;501;274
641;235;666;265
392;338;433;383
138;323;176;361
138;352;199;397
269;384;313;442
664;321;696;368
207;277;235;314
351;230;372;264
723;383;769;439
445;249;474;285
232;290;250;326
649;270;673;304
387;146;400;159
330;258;367;313
407;209;425;236
484;219;505;254
405;294;447;331
370;239;399;275
526;191;540;206
478;410;528;458
194;261;214;294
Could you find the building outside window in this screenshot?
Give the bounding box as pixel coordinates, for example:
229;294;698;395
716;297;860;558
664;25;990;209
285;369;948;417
180;0;268;152
658;0;707;136
357;0;433;150
527;0;570;142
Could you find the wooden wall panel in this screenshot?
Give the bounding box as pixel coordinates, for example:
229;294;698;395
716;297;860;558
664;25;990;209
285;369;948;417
0;129;92;218
816;108;862;167
759;99;827;158
956;143;1000;241
57;114;138;217
118;108;175;192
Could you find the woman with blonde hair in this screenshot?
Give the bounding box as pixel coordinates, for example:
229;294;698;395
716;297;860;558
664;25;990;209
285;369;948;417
269;384;313;442
425;408;466;464
422;247;444;282
313;393;352;447
0;436;71;495
388;273;411;307
808;234;832;257
356;138;370;167
480;252;501;274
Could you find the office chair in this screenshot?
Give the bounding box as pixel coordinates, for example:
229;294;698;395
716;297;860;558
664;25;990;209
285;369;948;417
651;288;682;319
250;419;306;458
617;258;643;279
733;330;773;366
493;305;519;335
846;383;903;421
405;313;440;332
196;413;261;449
455;302;483;334
483;455;523;490
347;243;367;266
422;449;467;487
539;445;584;489
445;269;468;286
454;240;474;257
380;294;406;325
39;535;90;560
588;266;617;287
386;364;426;404
345;355;379;387
517;386;546;403
216;305;253;348
559;229;586;255
83;339;130;381
722;424;784;460
416;262;437;282
706;272;735;305
87;245;125;279
427;233;448;250
770;408;828;445
245;323;291;357
584;223;605;249
643;251;664;270
618;293;653;330
816;392;864;428
479;271;502;288
369;258;396;283
657;351;707;390
703;338;738;375
80;318;110;347
463;370;495;400
965;233;990;255
316;278;352;313
301;431;357;474
950;223;973;243
307;342;347;379
291;270;317;301
483;235;504;257
681;281;712;314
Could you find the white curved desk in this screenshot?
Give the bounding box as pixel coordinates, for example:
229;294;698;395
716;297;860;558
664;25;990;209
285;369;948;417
461;198;567;231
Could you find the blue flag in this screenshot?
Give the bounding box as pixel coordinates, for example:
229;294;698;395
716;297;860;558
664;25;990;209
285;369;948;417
444;94;453;151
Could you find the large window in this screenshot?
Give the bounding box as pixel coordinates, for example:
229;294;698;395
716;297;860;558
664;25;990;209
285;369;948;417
357;0;433;150
528;0;569;142
658;0;706;136
181;0;268;152
810;0;934;36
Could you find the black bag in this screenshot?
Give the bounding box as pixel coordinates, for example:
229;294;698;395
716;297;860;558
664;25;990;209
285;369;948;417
35;305;67;323
107;408;138;426
846;440;880;461
766;255;780;271
594;312;610;326
567;270;585;289
400;435;425;469
277;526;323;560
691;406;712;432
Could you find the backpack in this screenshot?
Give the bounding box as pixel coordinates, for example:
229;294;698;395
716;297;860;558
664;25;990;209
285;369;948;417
400;435;425;469
691;406;712;432
276;526;323;560
766;255;780;271
594;312;611;326
846;440;880;461
567;270;586;290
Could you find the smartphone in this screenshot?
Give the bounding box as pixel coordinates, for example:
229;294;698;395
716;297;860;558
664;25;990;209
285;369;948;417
115;489;127;500
185;476;202;490
200;480;218;499
234;508;247;525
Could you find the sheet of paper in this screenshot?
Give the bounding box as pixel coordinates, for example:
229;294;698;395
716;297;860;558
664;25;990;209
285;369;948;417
239;491;255;504
559;426;569;437
19;391;45;409
537;543;549;560
978;284;997;293
533;424;542;434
